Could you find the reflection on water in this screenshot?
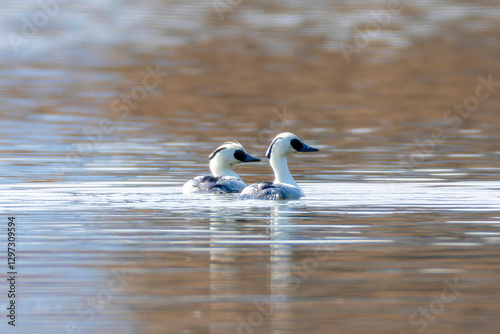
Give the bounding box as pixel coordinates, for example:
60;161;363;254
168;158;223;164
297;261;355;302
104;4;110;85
2;0;500;333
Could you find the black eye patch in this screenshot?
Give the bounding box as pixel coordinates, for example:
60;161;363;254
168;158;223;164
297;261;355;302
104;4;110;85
290;138;303;151
234;149;246;161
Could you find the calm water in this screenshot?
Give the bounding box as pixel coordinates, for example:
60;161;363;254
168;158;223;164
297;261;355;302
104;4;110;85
2;1;500;334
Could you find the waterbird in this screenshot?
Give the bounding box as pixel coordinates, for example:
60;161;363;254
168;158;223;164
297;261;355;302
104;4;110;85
182;141;260;194
239;132;319;200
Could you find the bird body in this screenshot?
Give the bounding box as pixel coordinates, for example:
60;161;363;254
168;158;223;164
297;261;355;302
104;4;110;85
183;141;260;194
239;132;319;200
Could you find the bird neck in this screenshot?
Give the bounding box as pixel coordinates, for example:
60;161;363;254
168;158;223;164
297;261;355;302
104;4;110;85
209;158;240;178
270;154;300;189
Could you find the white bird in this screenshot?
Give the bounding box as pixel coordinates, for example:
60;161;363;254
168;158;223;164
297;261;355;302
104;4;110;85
182;141;260;194
239;132;319;200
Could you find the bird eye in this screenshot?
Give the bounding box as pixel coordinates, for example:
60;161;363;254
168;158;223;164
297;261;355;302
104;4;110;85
234;149;246;161
290;139;303;151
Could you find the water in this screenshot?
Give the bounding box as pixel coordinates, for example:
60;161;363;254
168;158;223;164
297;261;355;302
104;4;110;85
1;1;500;333
3;180;499;333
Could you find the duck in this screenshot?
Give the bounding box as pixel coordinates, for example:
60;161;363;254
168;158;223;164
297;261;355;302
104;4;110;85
239;132;319;200
182;141;261;194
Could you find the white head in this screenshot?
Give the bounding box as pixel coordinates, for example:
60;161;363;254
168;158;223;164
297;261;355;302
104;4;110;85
265;132;319;159
208;141;260;178
265;132;319;187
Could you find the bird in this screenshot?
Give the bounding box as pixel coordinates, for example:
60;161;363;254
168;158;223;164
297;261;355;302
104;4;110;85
182;141;261;194
239;132;319;200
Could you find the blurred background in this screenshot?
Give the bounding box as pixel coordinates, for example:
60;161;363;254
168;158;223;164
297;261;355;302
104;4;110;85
1;0;500;333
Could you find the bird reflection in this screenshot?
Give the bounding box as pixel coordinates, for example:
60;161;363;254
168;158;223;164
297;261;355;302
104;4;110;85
207;201;300;333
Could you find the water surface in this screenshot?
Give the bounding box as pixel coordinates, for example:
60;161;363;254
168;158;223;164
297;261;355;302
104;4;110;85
1;1;500;333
